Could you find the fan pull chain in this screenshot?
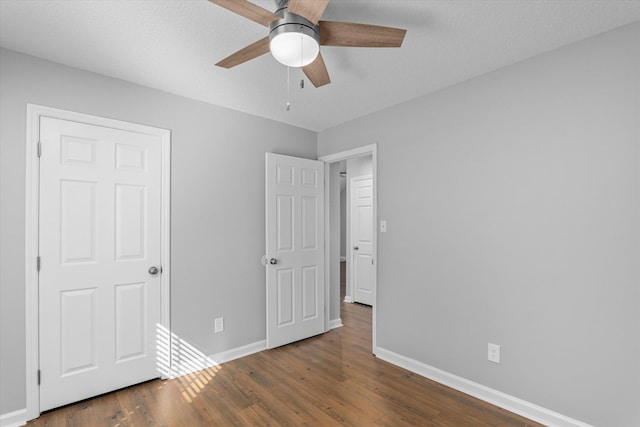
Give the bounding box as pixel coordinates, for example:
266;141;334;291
286;66;291;111
299;27;305;89
300;28;304;68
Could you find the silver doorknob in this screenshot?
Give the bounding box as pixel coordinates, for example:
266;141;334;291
269;258;278;265
353;246;359;250
148;266;159;275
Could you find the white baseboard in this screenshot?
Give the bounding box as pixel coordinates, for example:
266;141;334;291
343;296;354;303
209;339;266;365
0;408;26;427
329;318;343;330
6;344;594;427
340;256;346;262
374;347;594;427
10;341;268;425
172;340;266;378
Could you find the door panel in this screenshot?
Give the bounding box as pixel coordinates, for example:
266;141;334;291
114;282;147;361
39;117;162;411
351;176;374;305
277;195;294;251
277;269;295;326
115;184;146;260
302;266;318;320
115;143;147;172
302;196;318;249
60;180;97;263
266;153;325;348
61;136;96;166
60;288;97;375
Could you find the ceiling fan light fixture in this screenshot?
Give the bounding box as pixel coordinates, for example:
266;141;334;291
210;0;407;88
269;15;320;68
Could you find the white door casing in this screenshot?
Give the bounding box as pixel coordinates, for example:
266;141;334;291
351;176;374;306
265;153;325;349
26;106;171;417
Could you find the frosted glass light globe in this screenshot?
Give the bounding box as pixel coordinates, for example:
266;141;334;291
270;31;319;67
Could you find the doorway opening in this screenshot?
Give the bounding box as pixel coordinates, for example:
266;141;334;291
320;144;378;352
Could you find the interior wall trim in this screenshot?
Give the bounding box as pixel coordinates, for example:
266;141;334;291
0;408;26;427
171;340;266;378
329;318;343;330
375;347;595;427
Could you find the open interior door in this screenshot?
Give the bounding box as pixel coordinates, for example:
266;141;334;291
265;153;325;348
351;176;374;305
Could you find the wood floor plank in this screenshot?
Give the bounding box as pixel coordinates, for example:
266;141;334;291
91;392;126;427
28;302;544;427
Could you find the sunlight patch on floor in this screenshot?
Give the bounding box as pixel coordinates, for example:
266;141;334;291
156;323;223;403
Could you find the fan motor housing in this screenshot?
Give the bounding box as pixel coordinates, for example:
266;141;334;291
271;0;319;44
269;13;320;46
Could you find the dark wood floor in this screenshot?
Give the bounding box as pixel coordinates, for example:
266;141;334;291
29;302;544;426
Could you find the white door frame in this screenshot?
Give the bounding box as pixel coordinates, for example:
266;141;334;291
319;144;378;352
24;104;172;420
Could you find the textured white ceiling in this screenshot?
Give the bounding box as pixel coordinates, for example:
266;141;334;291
1;0;639;131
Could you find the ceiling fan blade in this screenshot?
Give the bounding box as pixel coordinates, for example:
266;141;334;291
216;37;271;68
287;0;329;25
319;21;406;47
303;53;331;88
209;0;280;27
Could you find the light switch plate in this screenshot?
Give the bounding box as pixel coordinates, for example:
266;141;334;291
380;220;387;232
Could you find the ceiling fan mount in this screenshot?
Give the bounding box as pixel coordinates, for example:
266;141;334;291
273;0;293;15
209;0;407;88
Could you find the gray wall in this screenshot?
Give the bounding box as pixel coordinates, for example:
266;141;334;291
347;155;372;179
340;188;346;259
318;23;640;427
329;162;342;321
0;48;317;415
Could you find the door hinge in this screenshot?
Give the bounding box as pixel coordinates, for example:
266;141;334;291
36;256;41;272
37;141;42;157
37;369;41;385
371;258;374;265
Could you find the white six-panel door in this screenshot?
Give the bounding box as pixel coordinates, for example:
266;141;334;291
38;117;163;411
265;153;325;348
351;176;374;306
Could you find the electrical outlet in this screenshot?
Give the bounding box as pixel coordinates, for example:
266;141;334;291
488;343;501;364
214;317;224;333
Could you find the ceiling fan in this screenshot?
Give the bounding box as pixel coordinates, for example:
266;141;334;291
210;0;407;87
